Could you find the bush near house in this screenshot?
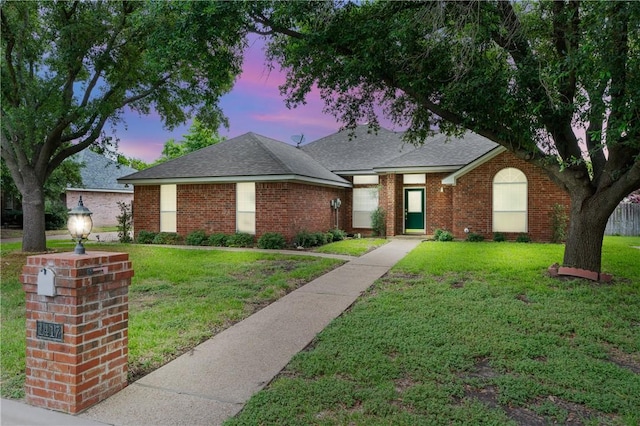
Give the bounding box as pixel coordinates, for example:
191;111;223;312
227;232;255;248
327;228;347;242
185;230;209;246
136;230;157;244
208;233;229;247
257;232;287;249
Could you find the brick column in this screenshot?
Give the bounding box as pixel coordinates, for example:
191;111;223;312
20;251;133;414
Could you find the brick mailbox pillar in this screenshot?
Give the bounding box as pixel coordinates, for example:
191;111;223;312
20;251;133;414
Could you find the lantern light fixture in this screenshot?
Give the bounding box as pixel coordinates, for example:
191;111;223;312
67;196;93;255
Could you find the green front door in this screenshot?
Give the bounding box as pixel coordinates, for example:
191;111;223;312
404;188;425;233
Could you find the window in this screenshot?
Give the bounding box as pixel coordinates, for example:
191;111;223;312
353;187;379;228
353;175;379;185
403;174;426;184
236;182;256;234
160;184;177;232
493;168;527;232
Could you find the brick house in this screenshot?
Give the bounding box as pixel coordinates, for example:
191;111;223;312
119;127;570;242
66;150;136;227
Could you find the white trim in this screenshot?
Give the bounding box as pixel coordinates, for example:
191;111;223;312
374;166;460;174
66;187;133;194
441;146;507;185
119;174;352;188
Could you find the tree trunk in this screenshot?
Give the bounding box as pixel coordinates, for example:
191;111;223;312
562;193;616;273
21;183;47;252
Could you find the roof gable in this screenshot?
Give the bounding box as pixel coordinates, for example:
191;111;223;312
119;132;350;187
72;150;137;191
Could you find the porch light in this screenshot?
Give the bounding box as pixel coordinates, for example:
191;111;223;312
67;196;93;255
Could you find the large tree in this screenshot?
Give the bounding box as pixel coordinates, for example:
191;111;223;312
1;1;247;251
153;119;225;165
251;0;640;272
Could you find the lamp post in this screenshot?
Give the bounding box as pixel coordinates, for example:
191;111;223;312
68;196;93;255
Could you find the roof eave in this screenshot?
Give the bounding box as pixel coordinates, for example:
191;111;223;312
118;174;352;189
442;146;508;185
373;165;462;174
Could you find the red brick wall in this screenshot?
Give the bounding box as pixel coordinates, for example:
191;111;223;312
66;191;133;227
131;182;345;243
132;186;159;237
452;151;570;241
257;182;345;241
426;173;453;234
177;184;236;235
21;252;132;414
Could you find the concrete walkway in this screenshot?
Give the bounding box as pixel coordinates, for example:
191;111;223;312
1;238;421;426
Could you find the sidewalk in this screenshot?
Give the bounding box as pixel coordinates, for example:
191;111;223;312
1;238;421;426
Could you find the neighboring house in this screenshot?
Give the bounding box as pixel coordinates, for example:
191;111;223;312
119;126;570;242
66;150;136;228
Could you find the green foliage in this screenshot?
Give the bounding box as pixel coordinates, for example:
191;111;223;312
257;232;287;250
516;233;531;243
327;228;347;242
370;207;386;237
185;230;209;246
152;232;182;245
227;232;255;248
153;119;225;164
208;233;229;247
116;202;133;243
493;232;506;242
435;229;454;242
0;1;247;251
137;230;157;244
466;232;484;242
294;231;329;248
551;204;569;243
44;200;68;230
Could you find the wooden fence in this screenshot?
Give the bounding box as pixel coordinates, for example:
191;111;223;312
605;203;640;236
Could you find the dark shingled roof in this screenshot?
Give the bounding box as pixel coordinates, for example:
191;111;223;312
375;132;500;170
119;132;350;186
300;126;412;173
72;150;136;191
301;125;498;173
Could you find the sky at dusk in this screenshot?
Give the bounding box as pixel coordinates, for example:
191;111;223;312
115;37;399;163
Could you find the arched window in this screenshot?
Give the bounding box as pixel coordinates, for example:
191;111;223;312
493;168;527;232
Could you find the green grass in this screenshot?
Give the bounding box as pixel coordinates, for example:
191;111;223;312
227;237;640;425
314;238;388;256
0;239;344;398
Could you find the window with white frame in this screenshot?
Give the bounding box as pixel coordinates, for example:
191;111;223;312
160;184;177;232
353;175;379;185
353;187;379;228
236;182;256;234
493;168;527;232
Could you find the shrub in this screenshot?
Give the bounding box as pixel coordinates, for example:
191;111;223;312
227;232;255;248
327;228;347;242
137;230;157;244
466;233;485;242
516;233;531;243
45;200;67;230
493;232;506;242
433;228;444;240
551;203;568;243
437;230;454;242
208;233;228;247
185;230;208;246
152;232;181;245
325;232;334;243
116;201;133;243
257;232;287;249
294;230;315;248
371;207;387;237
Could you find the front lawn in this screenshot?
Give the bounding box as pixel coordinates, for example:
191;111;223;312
227;237;640;425
0;240;345;399
313;238;388;256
